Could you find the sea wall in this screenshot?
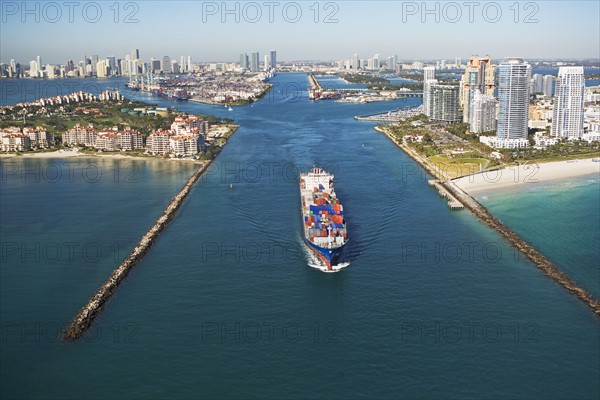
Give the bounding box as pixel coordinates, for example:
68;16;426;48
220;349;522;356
64;161;212;340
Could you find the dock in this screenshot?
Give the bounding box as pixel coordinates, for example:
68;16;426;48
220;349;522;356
64;161;212;341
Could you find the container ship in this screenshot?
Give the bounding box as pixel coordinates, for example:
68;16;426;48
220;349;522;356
300;168;348;271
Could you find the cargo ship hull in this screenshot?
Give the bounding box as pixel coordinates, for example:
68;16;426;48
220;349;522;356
304;238;343;269
300;168;348;272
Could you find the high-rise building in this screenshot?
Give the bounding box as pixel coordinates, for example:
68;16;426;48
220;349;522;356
239;53;248;70
264;55;270;71
107;56;116;75
161;56;171;74
151;58;161;74
469;89;497;133
91;55;99;74
187;56;192;72
531;74;543;94
352;54;359;71
424;66;435;81
496;57;531;141
172;61;180;74
131;49;139;60
250;52;259;72
180;56;185;72
29;60;39;78
551;66;585;138
96;60;108;78
460;56;496;123
422;66;436;116
543;75;554;97
455;58;462;67
428;83;461;123
270;50;277;70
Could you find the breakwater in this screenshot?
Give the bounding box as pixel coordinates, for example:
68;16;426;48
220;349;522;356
376;126;600;316
64;161;212;340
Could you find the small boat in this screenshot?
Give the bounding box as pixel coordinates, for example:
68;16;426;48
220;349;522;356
228;106;233;111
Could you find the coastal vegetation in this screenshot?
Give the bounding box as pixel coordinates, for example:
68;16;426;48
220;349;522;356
340;73;389;84
378;117;599;179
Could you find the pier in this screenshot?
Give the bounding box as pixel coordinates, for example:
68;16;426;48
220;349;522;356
307;74;322;100
376;125;600;316
64;161;212;341
428;180;464;210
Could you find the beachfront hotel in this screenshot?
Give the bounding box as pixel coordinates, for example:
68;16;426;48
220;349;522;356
551;66;585;139
495;57;531;147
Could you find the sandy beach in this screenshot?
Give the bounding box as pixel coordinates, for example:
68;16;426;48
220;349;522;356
0;149;203;163
453;158;600;194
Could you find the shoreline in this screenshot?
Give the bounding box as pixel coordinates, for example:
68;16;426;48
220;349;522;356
454;159;600;194
375;125;600;316
0;150;204;163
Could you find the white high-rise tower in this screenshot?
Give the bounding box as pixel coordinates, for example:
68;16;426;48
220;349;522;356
551;67;585;138
496;58;531;141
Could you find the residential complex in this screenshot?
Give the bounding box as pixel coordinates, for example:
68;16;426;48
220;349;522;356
1;126;54;151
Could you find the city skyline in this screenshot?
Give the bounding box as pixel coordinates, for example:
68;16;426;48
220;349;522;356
1;1;598;64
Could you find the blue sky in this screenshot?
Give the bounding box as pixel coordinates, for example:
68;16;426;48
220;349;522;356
1;1;598;64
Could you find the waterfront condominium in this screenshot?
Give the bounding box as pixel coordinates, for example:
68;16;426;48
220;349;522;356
496;57;531;143
428;83;461;123
423;66;436;116
551;66;585;138
460;56;496;123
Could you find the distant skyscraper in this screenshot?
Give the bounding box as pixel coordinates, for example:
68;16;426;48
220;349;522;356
264;55;270;71
96;60;108;78
131;49;139;60
91;55;99;74
36;56;42;72
151;58;161;74
455;58;462;67
239;53;249;70
161;56;171;74
250;52;259;72
372;54;380;70
440;60;447;69
107;56;116;75
543;75;554;97
428;83;461;123
469;89;497;133
551;66;585;138
496;57;531;141
423;66;436;116
187;56;192;72
270;50;277;69
460;56;496;123
531;74;543;94
29;60;39;78
352;54;359;71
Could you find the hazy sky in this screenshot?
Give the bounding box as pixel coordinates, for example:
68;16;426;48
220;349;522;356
1;0;598;64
